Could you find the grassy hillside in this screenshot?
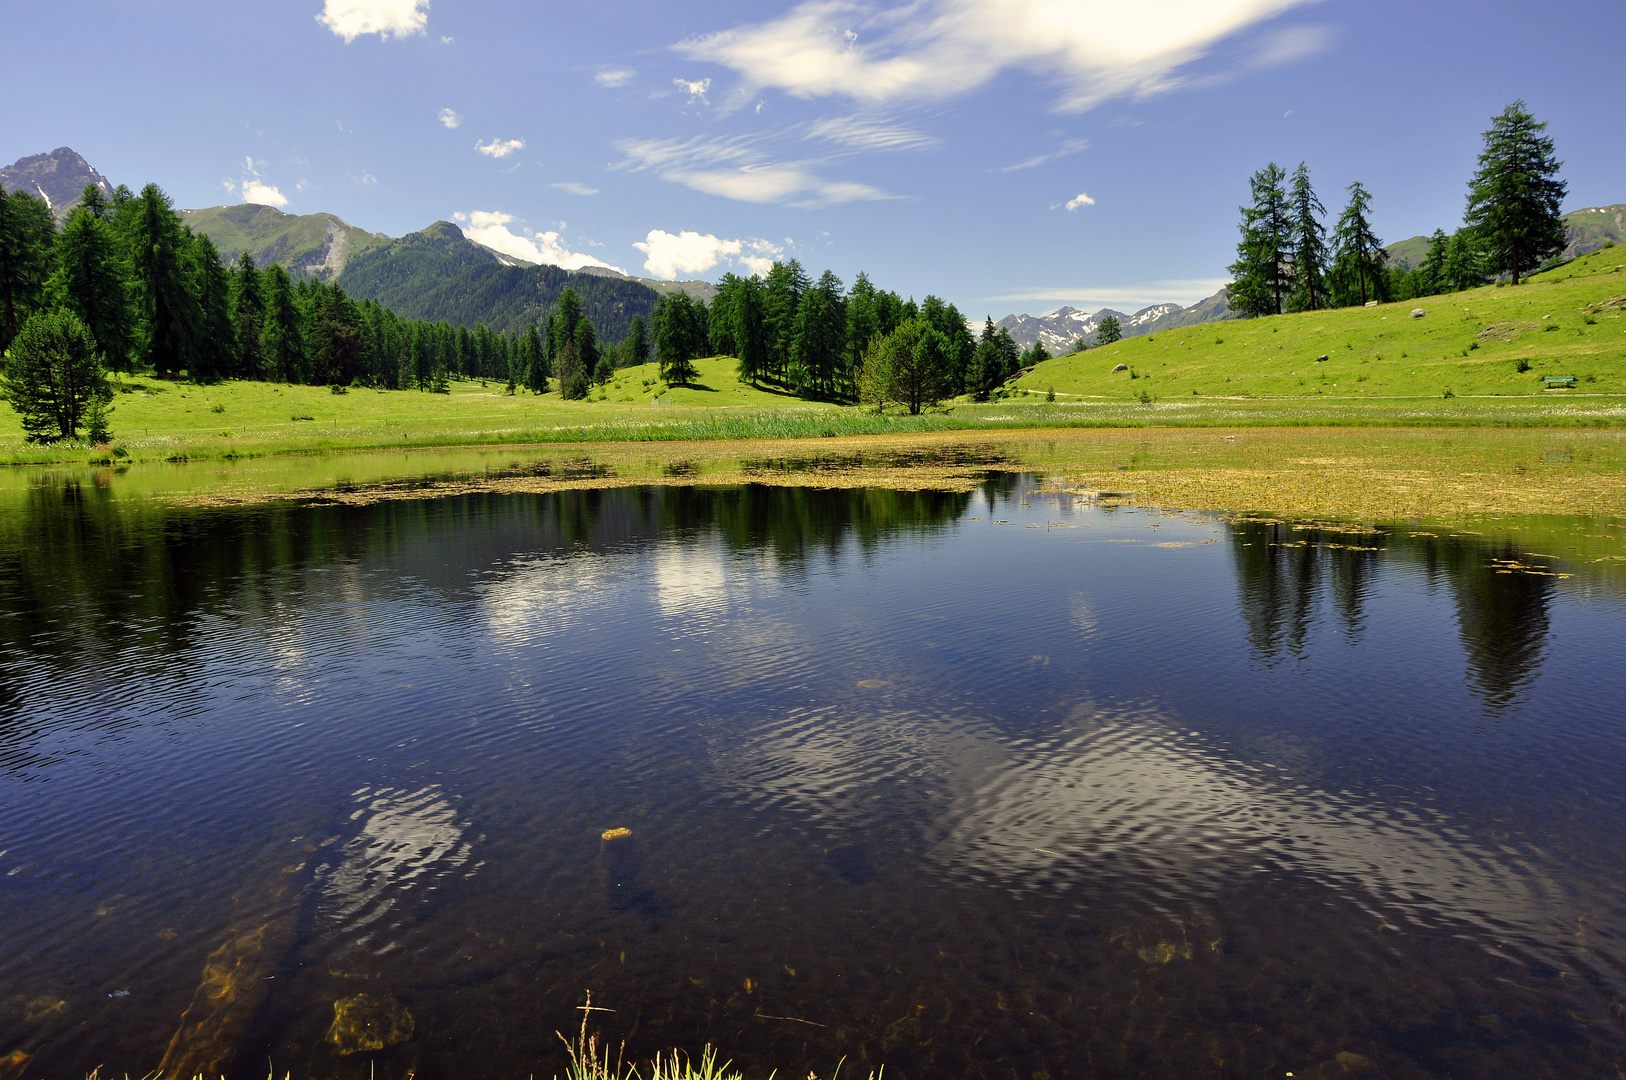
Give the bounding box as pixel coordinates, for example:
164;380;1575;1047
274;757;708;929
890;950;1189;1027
1014;245;1626;401
181;204;390;278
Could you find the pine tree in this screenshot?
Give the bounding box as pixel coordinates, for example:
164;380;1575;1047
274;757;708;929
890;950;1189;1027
0;189;58;354
760;259;808;383
260;264;304;383
1417;229;1450;296
1444;230;1487;293
1287;162;1328;311
622;314;649;369
521;323;546;393
48;190;132;372
655;295;698;387
1;309;112;443
1095;315;1123;347
190;233;235;381
970;317;1002;401
861;317;947;415
575;318;602;384
230;253;265;377
124;184;200;376
1464;100;1567;285
1228;163;1291;317
790;270;845;400
1330;181;1386;306
729;281;766;386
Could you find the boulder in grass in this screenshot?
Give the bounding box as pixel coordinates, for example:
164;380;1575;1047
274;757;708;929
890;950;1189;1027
1112;363;1128;372
1315;355;1329;362
1411;308;1427;318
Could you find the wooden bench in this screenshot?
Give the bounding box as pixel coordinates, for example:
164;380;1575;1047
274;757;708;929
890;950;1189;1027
1543;375;1577;389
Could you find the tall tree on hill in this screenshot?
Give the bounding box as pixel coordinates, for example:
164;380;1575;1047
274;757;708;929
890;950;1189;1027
728;279;767;386
520;323;546;393
1;309;112;443
124;184;202;376
760;259;808;383
229;253;265;377
1228;163;1291;317
621;313;649;369
1287;162;1328;311
190;233;235;381
551;288;584;359
1330;181;1386;306
0;189;58;355
1464;100;1567;286
1417;228;1450;296
919;295;973;396
48;190;132;372
576;318;604;384
260;264;304;383
655;295;699;387
1095;315;1123;347
791;270;846;400
970;317;1003;401
1444;230;1487;292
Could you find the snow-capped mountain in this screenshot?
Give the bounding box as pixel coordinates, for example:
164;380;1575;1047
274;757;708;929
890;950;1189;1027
993;297;1233;352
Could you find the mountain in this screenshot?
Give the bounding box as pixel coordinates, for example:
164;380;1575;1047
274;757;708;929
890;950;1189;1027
1386;204;1626;269
0;147;114;220
180;204;391;279
336;220;662;340
995;293;1237;351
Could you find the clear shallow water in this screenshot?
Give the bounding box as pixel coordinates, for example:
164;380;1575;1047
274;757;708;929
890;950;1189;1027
1;475;1625;1079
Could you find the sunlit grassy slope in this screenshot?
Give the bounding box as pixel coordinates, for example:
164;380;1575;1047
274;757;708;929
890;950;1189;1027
1013;246;1626;400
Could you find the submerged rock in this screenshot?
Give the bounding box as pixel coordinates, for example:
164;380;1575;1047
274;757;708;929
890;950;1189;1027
325;992;415;1055
598;828;668;917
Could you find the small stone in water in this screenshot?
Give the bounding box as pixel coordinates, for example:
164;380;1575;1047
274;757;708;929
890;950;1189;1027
325;992;414;1055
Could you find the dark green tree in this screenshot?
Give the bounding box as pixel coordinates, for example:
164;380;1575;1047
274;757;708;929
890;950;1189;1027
919;295;974;395
307;284;362;386
576;318;603;384
1417;228;1450;296
655;295;698;386
1287;162;1328;311
124;184;200;376
791;270;846;400
1444;230;1487;292
622;313;650;369
1228;163;1291;317
1095;315;1123;347
551;287;584;359
0;189;57;354
190;233;235;381
230;253;265;377
858;317;947;414
521;323;547;393
1;309;112;443
260;264;304;383
970;317;1003;401
48;190;132;371
760;259;808;383
1464;100;1567;285
1330;181;1386;306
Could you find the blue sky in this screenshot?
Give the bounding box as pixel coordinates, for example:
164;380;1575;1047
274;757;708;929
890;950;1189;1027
7;0;1624;316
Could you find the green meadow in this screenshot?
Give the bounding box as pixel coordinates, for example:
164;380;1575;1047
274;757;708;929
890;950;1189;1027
1011;245;1626;400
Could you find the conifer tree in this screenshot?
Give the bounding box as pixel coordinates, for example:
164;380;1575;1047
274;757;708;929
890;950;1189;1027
1464;100;1567;285
124;184;200;376
0;189;57;354
1;309;112;443
970;317;1002;401
521;323;546;393
790;270;845;400
230;253;265;377
1330;181;1386;306
760;259;808;383
1228;163;1291;317
1287;162;1328;311
575;318;602;384
48;190;132;371
1444;230;1487;293
190;233;235;381
260;264;304;383
622;313;649;369
1417;229;1450;296
730;283;766;386
1095;315;1123;347
858;317;947;415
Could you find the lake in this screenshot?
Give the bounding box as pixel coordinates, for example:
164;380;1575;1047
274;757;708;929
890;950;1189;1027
2;468;1625;1079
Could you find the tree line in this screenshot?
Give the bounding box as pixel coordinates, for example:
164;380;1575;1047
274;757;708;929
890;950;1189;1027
1229;100;1568;318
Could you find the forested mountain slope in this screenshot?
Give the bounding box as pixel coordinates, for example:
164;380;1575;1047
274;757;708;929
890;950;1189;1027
336;221;661;339
180;204;391;280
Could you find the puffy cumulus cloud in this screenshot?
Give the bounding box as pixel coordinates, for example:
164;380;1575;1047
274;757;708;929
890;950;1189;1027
674;77;712;102
454;211;624;274
317;0;429;42
438;107;462;129
678;0;1317;113
475;137;525;158
596;68;635;87
243;180;290;207
616;135;888;208
633;230;784;280
1063;191;1095;210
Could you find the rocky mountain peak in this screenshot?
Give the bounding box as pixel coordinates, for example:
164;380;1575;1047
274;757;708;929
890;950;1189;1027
0;147;115;219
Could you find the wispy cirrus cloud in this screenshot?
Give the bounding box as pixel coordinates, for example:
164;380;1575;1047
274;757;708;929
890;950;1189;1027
475;137;525;158
454;211;623;273
316;0;428;42
550;182;600;196
615;135;890;208
999;137;1089;172
596;68;635;87
677;0;1320;113
805;115;938;152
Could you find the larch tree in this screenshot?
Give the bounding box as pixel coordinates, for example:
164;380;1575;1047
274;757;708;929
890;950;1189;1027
123;184;199;377
1287;162;1328;311
0;189;57;354
230;253;265;378
48;189;132;371
1228;163;1291;317
1464;100;1567;285
1330;181;1386;306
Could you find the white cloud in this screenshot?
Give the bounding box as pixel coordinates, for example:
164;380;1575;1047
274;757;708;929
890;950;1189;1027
1249;25;1331;68
982;278;1229;308
999;137;1090;172
616;135;889;208
438;107;462;129
1062;191;1095;210
596;68;635;87
674;77;712;102
475;138;525;158
454;211;624;274
316;0;429;42
550;182;601;196
678;0;1316;113
633;230;784;280
805;115;938;151
242;180;289;207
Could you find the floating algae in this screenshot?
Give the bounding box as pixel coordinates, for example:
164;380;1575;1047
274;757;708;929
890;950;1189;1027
324;992;415;1055
1136;941;1195;964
